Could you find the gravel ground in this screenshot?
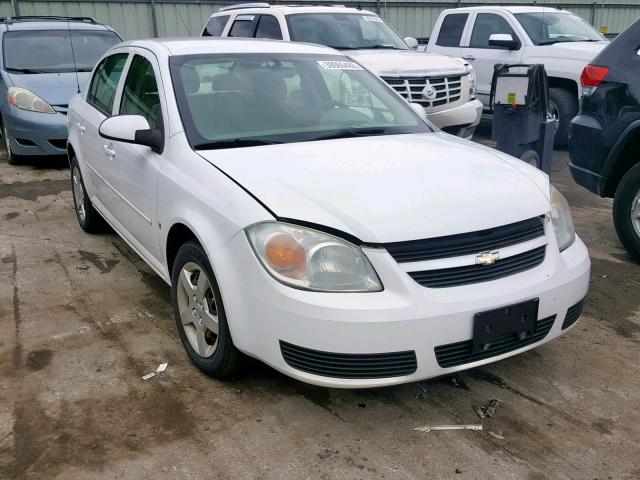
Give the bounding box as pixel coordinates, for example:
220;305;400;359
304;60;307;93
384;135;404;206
0;131;639;480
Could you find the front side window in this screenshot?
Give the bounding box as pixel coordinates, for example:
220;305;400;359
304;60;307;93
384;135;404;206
87;53;128;115
255;15;282;40
170;53;430;149
119;55;162;130
3;30;121;73
229;15;255;38
515;12;604;45
287;13;408;50
470;13;518;48
203;15;229;36
436;13;468;47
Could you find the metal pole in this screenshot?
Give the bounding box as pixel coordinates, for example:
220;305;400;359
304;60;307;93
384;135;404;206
150;0;159;38
11;0;20;17
590;2;597;25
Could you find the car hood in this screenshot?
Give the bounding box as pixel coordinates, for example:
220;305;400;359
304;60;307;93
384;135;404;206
7;72;91;105
198;133;551;243
347;50;467;76
540;41;608;61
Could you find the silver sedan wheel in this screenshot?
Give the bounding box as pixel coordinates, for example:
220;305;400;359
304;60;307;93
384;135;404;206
176;262;219;358
632;189;640;239
72;166;86;223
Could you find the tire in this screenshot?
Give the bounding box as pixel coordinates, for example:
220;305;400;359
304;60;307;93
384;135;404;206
613;162;640;261
520;149;540;169
70;155;107;233
2;120;19;165
171;240;244;378
549;87;578;150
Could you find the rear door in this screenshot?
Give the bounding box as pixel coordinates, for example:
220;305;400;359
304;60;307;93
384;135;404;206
429;12;470;58
463;12;524;105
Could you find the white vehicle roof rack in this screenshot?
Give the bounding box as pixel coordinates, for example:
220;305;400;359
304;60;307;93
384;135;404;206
219;3;271;12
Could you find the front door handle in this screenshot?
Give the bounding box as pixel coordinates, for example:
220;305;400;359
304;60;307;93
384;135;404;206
462;55;475;61
76;122;85;135
103;144;116;159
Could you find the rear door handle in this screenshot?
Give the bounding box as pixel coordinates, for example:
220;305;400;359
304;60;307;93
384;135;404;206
103;144;116;158
76;122;85;134
462;55;475;61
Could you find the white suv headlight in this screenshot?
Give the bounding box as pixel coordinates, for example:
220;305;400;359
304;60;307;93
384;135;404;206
8;87;55;114
550;185;576;251
246;222;382;292
467;65;477;99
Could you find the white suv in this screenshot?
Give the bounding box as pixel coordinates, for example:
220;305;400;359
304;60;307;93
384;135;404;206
67;38;589;388
202;3;483;138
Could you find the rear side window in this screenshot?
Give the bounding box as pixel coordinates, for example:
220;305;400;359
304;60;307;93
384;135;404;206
255;15;282;40
470;13;518;48
203;15;229;36
229;15;255;37
119;55;162;130
87;53;128;116
436;13;468;47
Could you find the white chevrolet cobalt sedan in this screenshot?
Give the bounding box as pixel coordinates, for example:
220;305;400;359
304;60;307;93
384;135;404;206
67;38;590;388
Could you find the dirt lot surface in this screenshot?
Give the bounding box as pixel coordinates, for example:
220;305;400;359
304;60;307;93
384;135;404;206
1;130;639;480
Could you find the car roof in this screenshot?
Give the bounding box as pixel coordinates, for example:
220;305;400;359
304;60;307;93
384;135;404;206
443;6;566;14
0;17;113;32
213;5;375;16
121;37;343;56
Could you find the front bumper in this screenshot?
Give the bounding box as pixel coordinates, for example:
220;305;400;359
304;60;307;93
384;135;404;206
213;230;590;388
3;105;68;156
427;98;483;138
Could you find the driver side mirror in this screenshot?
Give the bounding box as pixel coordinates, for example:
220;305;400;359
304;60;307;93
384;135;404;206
99;115;164;154
488;33;520;50
404;36;419;50
409;102;428;122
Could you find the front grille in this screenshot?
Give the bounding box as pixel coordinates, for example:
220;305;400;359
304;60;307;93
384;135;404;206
409;246;546;288
280;341;417;379
562;299;584;329
381;75;463;108
434;315;556;368
48;139;67;150
385;217;545;263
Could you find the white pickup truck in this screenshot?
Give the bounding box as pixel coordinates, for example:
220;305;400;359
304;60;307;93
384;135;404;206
425;6;608;147
202;4;483;138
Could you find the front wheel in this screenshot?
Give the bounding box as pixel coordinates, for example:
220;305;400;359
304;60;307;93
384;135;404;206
613;162;640;261
171;240;244;378
70;155;107;233
549;87;578;150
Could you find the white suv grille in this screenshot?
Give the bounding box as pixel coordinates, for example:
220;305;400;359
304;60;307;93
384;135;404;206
381;75;465;111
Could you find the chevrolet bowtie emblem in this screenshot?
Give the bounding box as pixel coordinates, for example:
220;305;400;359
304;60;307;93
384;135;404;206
476;251;500;266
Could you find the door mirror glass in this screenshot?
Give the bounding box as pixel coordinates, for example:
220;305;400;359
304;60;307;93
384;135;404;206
404;36;419;49
488;33;519;50
409;102;428;121
99;115;163;153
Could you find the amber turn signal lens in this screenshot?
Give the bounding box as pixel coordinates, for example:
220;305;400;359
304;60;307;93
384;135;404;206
265;234;305;272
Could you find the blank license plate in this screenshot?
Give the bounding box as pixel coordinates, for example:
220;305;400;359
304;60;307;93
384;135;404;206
472;298;539;354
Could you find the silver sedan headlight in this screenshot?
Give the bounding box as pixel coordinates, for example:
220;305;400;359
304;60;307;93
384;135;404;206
246;222;382;292
8;87;55;114
550;185;576;251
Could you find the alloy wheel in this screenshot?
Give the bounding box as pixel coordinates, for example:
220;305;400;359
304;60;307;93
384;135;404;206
632;189;640;239
72;166;86;224
3;123;12;163
549;100;560;135
176;262;219;358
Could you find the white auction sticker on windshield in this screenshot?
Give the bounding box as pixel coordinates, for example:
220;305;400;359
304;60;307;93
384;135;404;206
317;60;364;71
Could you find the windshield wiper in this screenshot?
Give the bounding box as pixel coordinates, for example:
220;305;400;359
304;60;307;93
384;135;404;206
308;127;387;142
194;138;282;150
5;67;48;74
362;44;402;50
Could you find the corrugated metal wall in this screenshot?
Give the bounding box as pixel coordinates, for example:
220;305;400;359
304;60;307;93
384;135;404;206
0;0;637;39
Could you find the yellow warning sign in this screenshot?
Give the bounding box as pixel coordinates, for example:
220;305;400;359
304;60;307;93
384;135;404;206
600;25;608;34
507;92;516;105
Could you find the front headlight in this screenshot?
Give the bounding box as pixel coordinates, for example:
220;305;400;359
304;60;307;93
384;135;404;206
550;185;576;251
8;87;55;113
246;222;382;292
467;65;477;99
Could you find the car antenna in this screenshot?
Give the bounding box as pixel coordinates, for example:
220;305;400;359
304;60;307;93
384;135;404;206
67;18;81;94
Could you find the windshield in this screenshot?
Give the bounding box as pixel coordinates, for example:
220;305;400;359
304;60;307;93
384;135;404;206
514;12;605;45
170;53;430;150
287;13;409;50
3;30;121;73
